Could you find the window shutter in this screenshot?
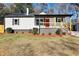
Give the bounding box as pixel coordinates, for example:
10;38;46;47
12;19;14;25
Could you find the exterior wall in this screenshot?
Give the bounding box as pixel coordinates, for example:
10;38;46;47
5;17;35;30
34;17;58;28
76;23;79;31
49;17;55;28
34;17;65;28
40;28;67;34
5;16;67;34
40;28;58;34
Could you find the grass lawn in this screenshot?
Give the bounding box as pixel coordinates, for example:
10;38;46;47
0;33;79;56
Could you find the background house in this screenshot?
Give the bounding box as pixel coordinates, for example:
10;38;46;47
72;19;79;31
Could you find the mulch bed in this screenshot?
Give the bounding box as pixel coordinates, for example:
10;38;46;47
31;34;64;38
0;32;65;38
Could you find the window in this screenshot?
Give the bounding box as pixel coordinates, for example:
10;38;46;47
35;18;44;25
12;19;19;25
40;19;43;22
36;19;39;25
40;19;44;25
56;17;63;22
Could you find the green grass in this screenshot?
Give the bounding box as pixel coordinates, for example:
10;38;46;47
0;34;79;56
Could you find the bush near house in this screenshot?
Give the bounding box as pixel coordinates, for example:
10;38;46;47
42;33;45;35
6;28;14;33
56;28;66;35
62;32;66;35
32;28;38;35
56;28;62;35
48;33;52;35
29;29;32;33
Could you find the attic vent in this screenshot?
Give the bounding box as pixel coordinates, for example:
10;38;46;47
40;12;46;15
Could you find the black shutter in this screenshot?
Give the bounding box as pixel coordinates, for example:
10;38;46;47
12;19;14;25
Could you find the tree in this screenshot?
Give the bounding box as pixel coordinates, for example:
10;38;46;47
48;8;54;14
10;3;33;14
70;3;79;19
0;4;15;24
40;3;48;12
0;3;4;9
0;3;12;16
0;3;5;15
58;3;67;14
33;8;41;14
33;3;48;13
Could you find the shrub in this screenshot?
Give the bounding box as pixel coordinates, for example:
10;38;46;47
29;29;32;33
22;32;24;34
42;33;45;35
32;28;38;35
49;33;51;35
15;32;18;34
6;28;14;33
62;32;66;35
62;29;67;35
56;28;62;35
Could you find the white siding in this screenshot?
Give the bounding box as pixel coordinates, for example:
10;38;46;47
5;17;35;30
5;16;65;30
49;17;55;28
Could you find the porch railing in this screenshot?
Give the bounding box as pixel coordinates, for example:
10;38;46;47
39;22;67;28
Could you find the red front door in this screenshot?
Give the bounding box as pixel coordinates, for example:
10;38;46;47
44;18;50;27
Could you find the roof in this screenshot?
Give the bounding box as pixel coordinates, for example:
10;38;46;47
35;14;73;17
5;13;34;18
5;13;73;18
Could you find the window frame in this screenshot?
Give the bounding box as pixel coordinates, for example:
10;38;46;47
35;19;39;25
35;18;44;26
56;17;63;22
40;19;44;25
12;19;19;25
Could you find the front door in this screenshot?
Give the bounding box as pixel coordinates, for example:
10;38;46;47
44;18;50;27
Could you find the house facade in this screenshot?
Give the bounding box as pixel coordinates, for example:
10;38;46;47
4;12;72;34
72;20;79;31
5;15;35;32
